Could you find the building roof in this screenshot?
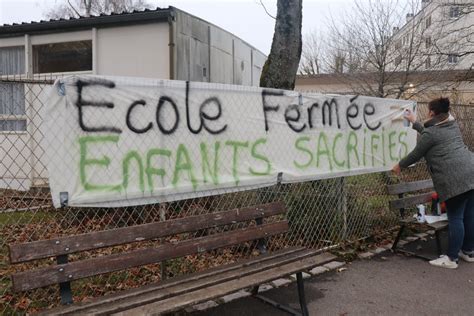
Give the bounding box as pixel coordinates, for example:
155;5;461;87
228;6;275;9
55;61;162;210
296;69;473;86
0;7;174;38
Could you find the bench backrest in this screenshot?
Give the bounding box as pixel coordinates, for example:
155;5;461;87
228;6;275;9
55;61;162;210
9;202;288;293
387;179;434;211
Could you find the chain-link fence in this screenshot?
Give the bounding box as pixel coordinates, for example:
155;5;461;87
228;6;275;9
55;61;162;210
0;77;472;314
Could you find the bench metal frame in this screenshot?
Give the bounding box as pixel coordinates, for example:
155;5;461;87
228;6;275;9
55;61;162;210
388;179;447;261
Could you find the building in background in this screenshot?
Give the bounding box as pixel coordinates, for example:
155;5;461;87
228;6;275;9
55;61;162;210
296;0;473;103
0;7;266;190
390;0;473;72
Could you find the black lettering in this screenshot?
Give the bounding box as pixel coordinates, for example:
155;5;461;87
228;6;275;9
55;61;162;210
261;89;283;132
307;102;319;129
75;79;121;133
350;95;359;103
285;104;306;132
185;81;202;134
364;103;382;130
126;100;152;134
346;103;362;130
322;98;341;128
156;96;180;135
199;97;227;134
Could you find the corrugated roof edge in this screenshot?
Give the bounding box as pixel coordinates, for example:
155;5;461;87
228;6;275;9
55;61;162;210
0;7;173;38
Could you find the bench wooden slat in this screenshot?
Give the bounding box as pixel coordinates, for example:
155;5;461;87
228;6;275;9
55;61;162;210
12;221;288;292
9;201;285;263
48;247;306;314
45;247;316;315
387;179;433;195
114;252;337;315
389;192;434;210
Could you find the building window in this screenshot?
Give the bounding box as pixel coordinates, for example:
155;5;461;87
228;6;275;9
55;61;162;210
395;41;402;50
425;57;431;69
395;56;402;67
425;37;431;49
448;54;459;64
33;40;92;74
425;15;432;29
0;46;25;76
0;83;26;132
449;6;460;18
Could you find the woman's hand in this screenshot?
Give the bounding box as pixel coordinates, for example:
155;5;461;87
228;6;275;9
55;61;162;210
392;163;401;175
403;109;416;123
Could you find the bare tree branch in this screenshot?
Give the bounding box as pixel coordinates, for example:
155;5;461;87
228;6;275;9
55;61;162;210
67;0;81;17
257;0;276;20
45;0;153;19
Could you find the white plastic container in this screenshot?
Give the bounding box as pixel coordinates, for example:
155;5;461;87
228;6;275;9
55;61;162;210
416;204;426;223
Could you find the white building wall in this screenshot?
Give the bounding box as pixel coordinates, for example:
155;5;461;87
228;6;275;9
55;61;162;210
0;36;24;48
30;30;91;46
97;23;170;78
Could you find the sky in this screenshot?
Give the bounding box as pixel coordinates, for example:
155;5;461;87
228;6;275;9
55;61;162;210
0;0;356;55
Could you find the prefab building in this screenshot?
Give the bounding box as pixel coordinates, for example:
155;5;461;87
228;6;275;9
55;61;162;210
0;7;267;191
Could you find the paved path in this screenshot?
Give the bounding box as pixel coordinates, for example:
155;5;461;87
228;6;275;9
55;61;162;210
192;252;474;316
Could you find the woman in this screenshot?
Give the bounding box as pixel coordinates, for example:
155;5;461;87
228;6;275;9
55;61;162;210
392;97;474;269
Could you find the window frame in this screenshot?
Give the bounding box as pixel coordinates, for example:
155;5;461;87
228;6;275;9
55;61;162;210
425;36;431;50
425;56;431;69
32;40;93;74
447;54;459;64
425;15;432;29
0;82;27;134
449;6;460;19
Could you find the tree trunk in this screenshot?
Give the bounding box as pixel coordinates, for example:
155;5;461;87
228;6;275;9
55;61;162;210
260;0;302;90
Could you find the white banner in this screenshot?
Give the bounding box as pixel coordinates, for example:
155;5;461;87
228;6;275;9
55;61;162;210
45;75;416;208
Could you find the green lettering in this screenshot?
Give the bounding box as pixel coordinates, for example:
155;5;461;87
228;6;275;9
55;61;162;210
200;141;220;185
371;134;380;167
78;135;122;192
225;140;249;185
172;144;197;190
317;132;333;171
381;127;386;166
293;136;314;169
388;131;397;161
346;131;360;169
363;128;367;166
399;131;408;159
122;151;145;192
332;133;346;168
146;148;171;191
250;138;272;176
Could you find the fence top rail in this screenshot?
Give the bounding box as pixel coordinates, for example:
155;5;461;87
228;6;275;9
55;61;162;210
0;77;54;84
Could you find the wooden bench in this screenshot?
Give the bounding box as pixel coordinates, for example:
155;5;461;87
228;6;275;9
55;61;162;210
9;201;336;315
387;179;448;260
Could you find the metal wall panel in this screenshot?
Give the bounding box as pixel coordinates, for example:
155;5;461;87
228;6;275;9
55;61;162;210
175;9;266;86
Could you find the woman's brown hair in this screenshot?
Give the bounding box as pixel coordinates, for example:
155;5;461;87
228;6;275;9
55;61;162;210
428;97;450;115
